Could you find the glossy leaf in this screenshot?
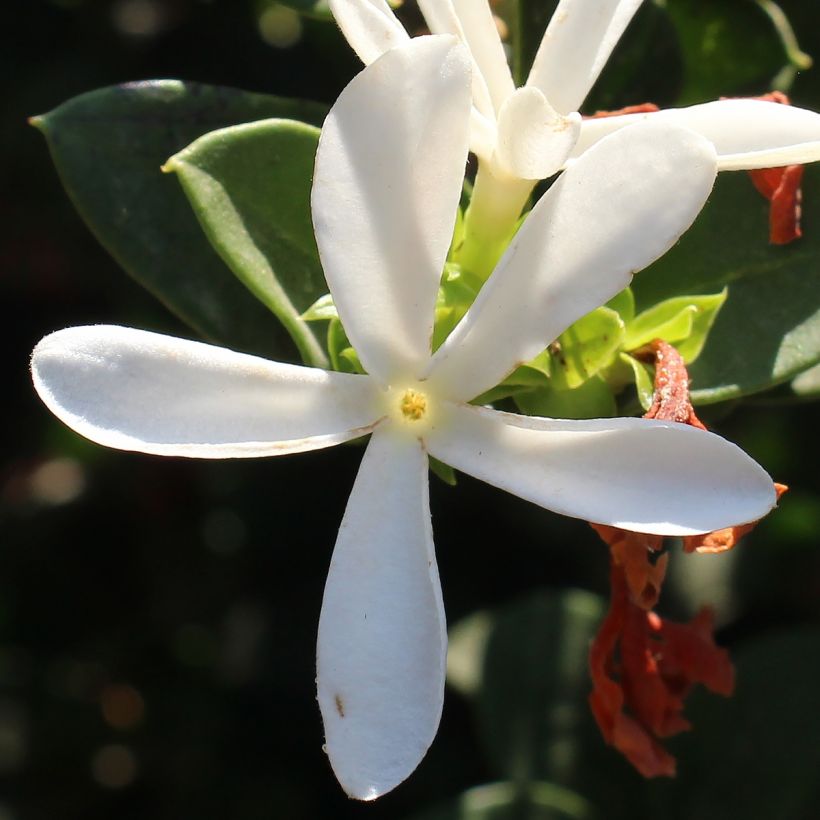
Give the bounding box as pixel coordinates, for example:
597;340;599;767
623;291;727;363
632;167;820;404
33;81;326;361
666;0;788;104
167;119;328;367
791;361;820;396
514;376;617;420
452;590;606;785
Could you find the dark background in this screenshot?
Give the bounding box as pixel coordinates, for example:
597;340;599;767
3;1;820;818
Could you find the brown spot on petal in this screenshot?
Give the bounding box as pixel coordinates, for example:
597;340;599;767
334;694;345;718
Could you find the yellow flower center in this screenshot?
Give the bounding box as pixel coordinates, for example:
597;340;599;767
399;389;428;422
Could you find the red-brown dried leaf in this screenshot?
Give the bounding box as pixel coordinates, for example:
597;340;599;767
682;483;789;553
744;92;804;244
586;102;660;119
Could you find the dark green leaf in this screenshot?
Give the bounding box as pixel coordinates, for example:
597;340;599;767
458;590;606;785
33;80;326;361
514;377;617;419
632;168;820;404
166;119;328;367
646;628;820;820
666;0;787;103
409;781;597;820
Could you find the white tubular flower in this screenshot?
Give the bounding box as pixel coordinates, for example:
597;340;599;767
330;0;820;178
331;0;820;282
31;37;776;800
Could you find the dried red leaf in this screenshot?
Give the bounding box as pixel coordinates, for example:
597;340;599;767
744;92;804;244
682;483;789;553
587;341;782;778
635;339;706;429
590;524;665;609
588;560;736;778
586;102;660;119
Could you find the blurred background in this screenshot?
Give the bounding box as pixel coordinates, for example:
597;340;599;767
3;1;820;818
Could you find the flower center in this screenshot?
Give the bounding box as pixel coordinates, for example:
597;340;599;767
399;389;428;422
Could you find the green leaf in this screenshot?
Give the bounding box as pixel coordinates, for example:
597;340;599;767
550;307;625;390
645;629;820;820
462;590;606;785
166;119;328;367
32;80;326;361
791;361;820;396
623;291;727;363
514;377;617;419
665;0;788;104
409;781;598;820
605;287;635;324
632;168;820;404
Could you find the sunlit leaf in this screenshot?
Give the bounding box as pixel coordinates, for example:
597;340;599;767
550;308;625;390
623;291;727;363
514;377;617;419
33;80;326;361
167;119;328;367
790;361;820;396
632;168;820;404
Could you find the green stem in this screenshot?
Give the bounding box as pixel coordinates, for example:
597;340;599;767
756;0;813;73
457;162;534;282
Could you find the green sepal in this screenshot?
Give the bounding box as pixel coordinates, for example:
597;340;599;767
301;293;337;323
327;319;363;375
166;119;329;367
429;457;457;487
605;286;635;324
32;80;326;361
619;353;655;412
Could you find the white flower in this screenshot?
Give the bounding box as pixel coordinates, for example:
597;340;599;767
31;37;775;800
331;0;820;177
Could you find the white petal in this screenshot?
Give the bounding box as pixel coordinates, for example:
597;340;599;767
494;86;582;180
574;100;820;170
527;0;645;114
317;426;445;800
312;36;472;386
31;326;380;458
427;404;776;536
425;122;717;402
418;0;514;118
328;0;409;65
